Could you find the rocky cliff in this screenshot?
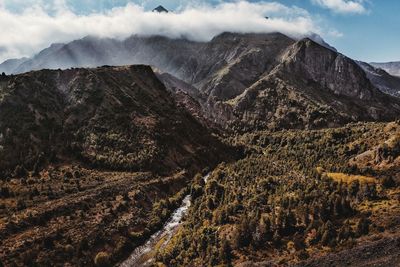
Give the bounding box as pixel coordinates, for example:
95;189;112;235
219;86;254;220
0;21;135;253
198;38;400;131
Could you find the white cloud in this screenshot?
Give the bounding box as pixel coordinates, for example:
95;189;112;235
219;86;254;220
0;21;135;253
0;1;323;62
312;0;368;14
328;29;344;37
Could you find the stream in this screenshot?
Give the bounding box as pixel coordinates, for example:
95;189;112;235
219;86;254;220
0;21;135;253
119;174;210;267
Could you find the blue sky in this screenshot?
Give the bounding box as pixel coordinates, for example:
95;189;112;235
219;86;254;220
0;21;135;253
0;0;398;62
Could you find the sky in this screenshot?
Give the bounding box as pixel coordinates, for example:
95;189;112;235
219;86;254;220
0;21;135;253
0;0;398;63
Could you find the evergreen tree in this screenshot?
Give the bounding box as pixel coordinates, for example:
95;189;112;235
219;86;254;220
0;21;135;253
219;238;232;264
356;217;369;236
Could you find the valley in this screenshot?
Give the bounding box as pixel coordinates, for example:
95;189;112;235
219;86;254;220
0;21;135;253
0;30;399;267
0;65;236;266
1;166;191;266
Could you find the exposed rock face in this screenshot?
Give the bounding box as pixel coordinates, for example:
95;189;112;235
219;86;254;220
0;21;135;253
0;65;233;175
278;39;374;100
198;38;400;131
371;61;400;77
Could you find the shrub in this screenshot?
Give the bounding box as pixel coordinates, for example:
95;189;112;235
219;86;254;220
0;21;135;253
64;171;73;179
16;199;26;210
13;165;28;178
0;186;10;198
382;176;396;188
73;170;81;178
64;244;74;256
356;217;370;237
94;252;110;267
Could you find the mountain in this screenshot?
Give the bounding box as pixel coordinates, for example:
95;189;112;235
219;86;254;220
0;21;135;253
223;38;400;131
14;40;120;74
1;32;400;267
0;65;240;266
2;33;400;131
357;61;400;97
371;61;400;77
0;65;233;176
0;57;28;74
308;33;337;52
153;5;168;13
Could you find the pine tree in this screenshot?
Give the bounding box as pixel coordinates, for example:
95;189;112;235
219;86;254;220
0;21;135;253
334;196;343;217
356;217;369;236
273;230;281;247
219;238;232;264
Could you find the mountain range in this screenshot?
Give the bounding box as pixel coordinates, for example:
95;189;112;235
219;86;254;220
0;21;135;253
1;32;399;132
357;61;400;97
1;29;400;267
371;61;400;77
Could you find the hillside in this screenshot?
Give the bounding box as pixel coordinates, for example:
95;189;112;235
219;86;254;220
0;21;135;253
154;122;400;266
0;65;237;266
0;65;233;176
0;58;28;75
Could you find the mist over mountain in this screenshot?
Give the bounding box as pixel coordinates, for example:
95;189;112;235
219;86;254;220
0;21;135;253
0;57;28;74
0;32;333;75
371;61;400;77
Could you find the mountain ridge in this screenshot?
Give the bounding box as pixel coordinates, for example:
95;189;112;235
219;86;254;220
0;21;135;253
0;65;234;176
371;61;400;77
357;61;400;97
1;32;399;132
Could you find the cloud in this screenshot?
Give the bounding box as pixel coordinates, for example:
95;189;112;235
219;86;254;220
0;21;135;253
0;1;322;62
328;29;344;37
311;0;368;14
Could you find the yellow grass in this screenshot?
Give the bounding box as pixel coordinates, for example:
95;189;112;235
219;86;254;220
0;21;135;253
327;172;378;184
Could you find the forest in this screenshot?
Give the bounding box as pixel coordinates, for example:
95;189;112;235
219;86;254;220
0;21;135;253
155;122;400;266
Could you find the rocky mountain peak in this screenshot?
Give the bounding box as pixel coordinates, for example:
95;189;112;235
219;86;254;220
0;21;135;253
278;37;375;100
153;5;169;13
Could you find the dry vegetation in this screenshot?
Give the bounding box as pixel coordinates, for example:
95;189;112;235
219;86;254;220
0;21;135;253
154;122;400;266
326;172;378;185
0;163;196;266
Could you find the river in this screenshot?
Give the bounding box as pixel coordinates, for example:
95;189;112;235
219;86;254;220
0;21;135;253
119;173;209;267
